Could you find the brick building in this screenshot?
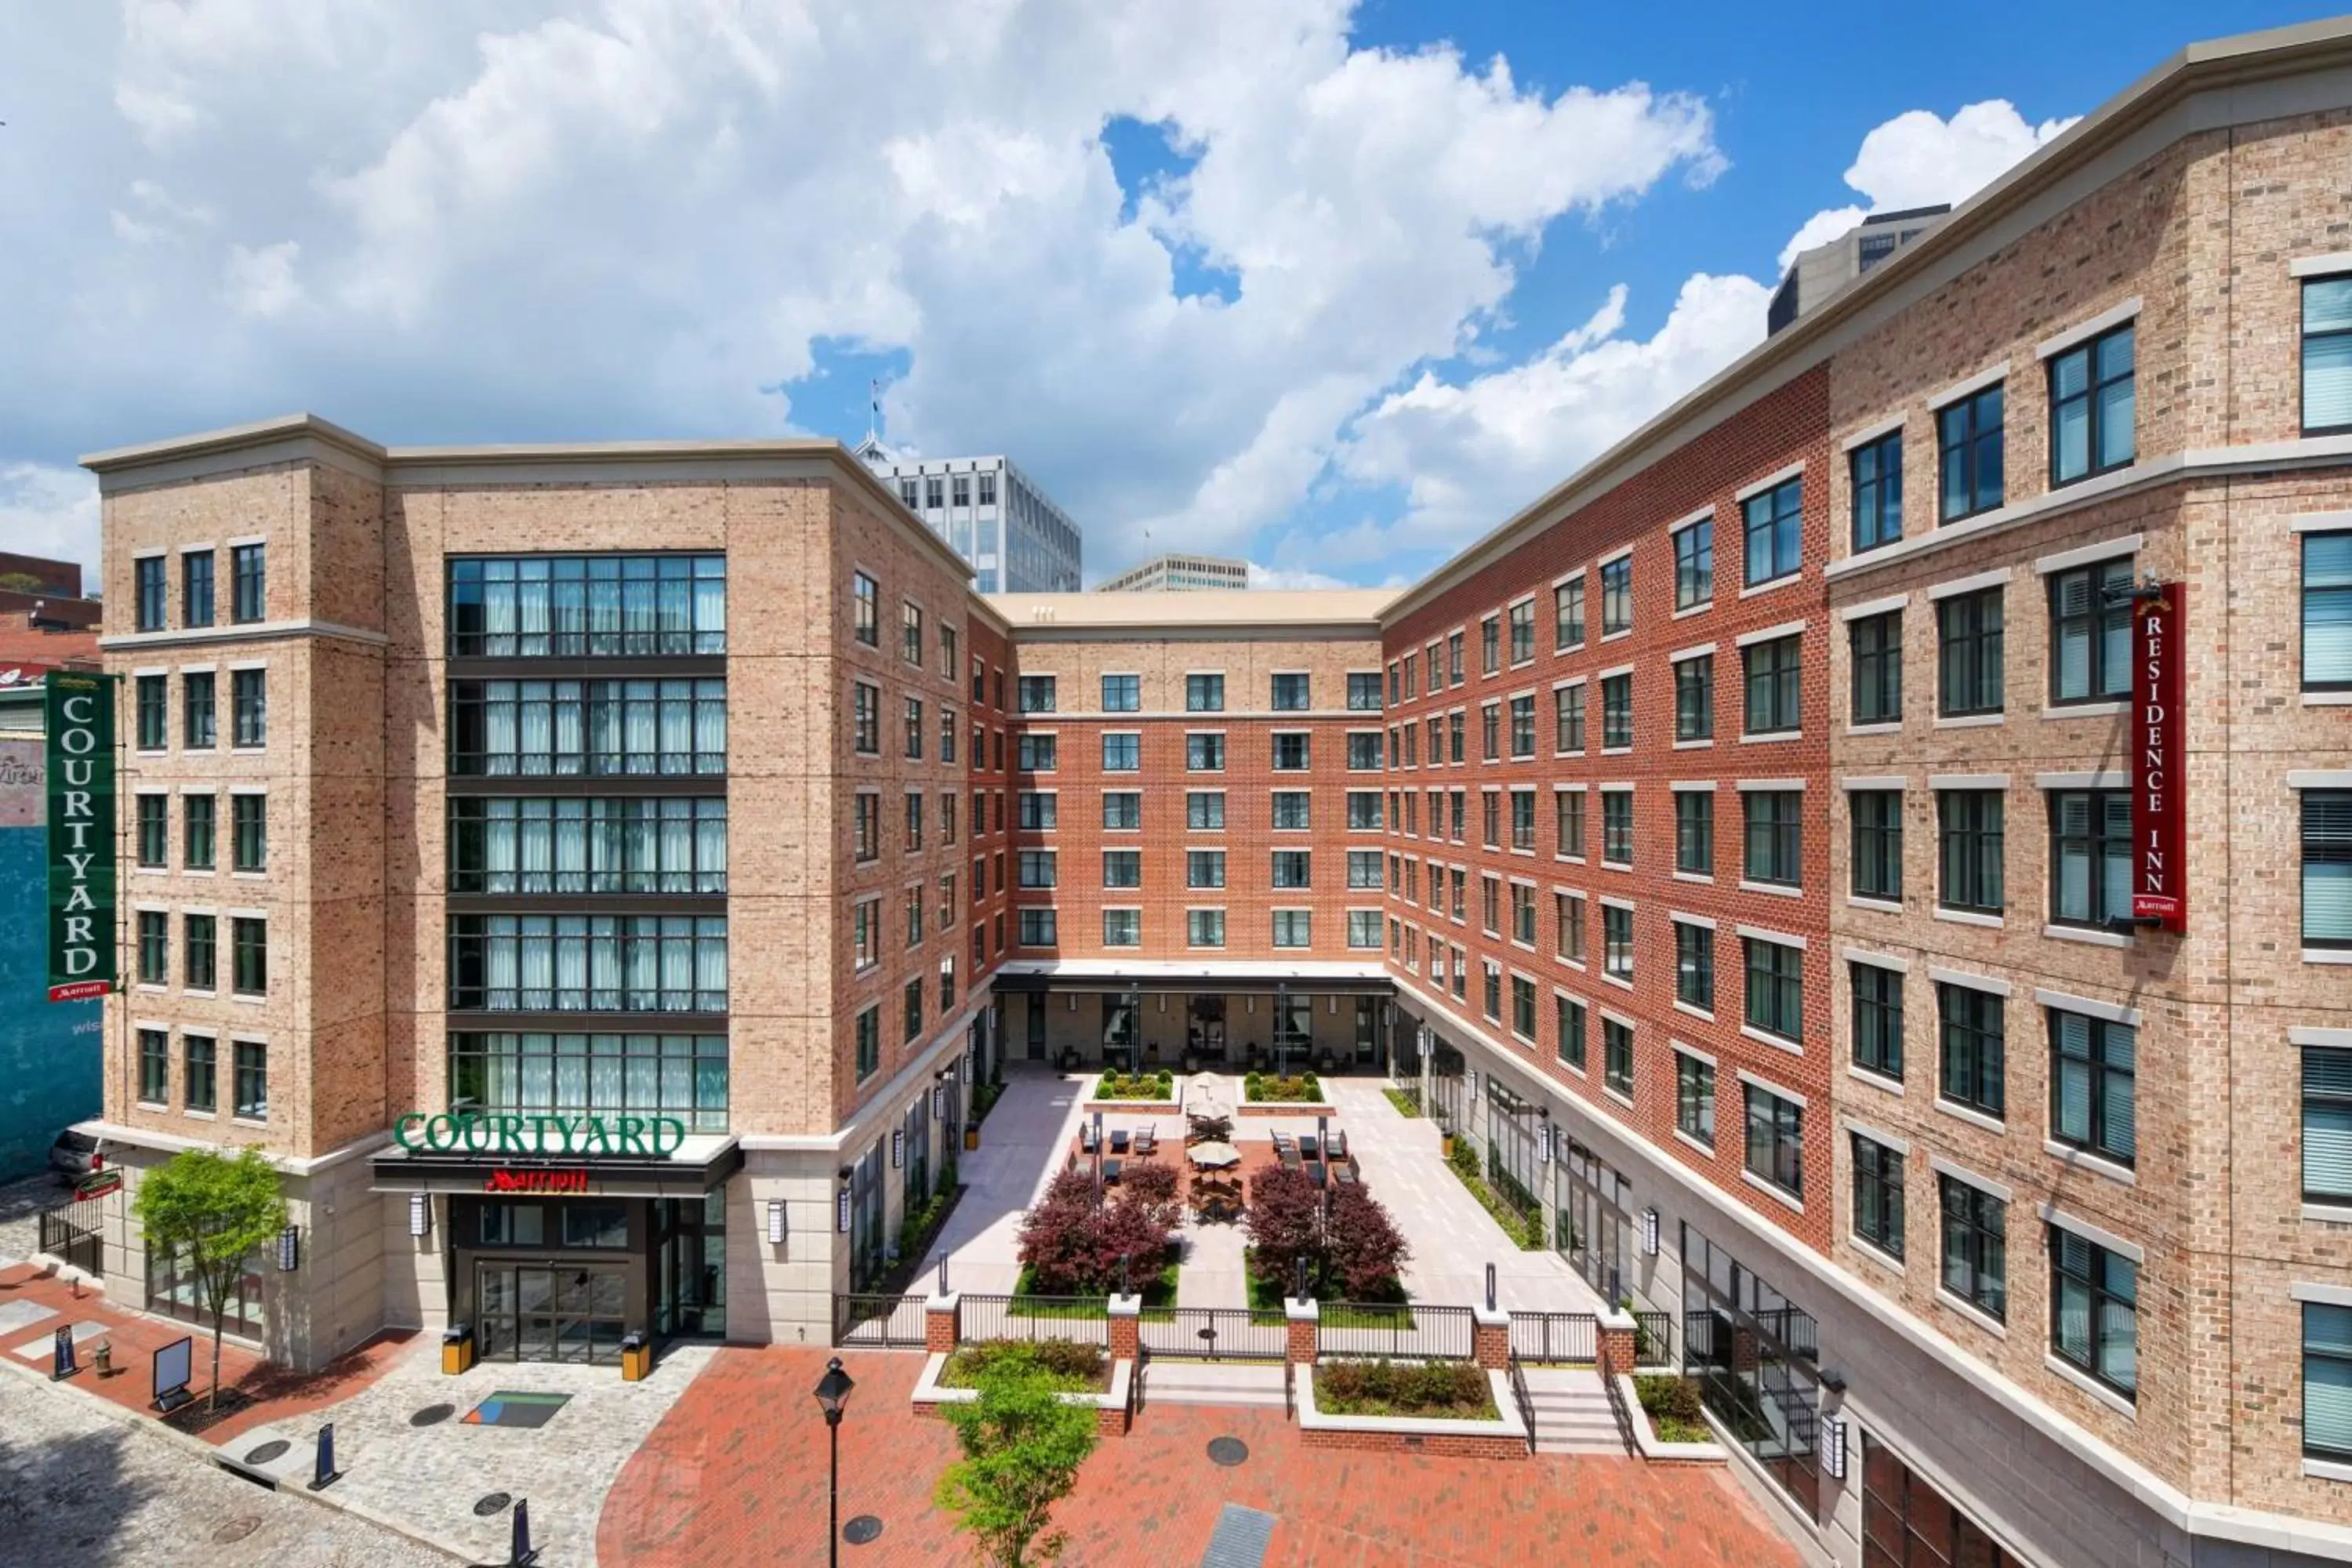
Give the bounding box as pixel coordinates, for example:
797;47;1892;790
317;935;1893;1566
59;19;2352;1568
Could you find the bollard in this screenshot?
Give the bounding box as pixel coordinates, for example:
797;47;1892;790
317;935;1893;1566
308;1421;343;1490
51;1327;78;1381
1485;1262;1497;1312
510;1497;540;1566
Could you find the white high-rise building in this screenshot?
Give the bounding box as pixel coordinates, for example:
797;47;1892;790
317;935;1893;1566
855;439;1081;593
1094;552;1250;593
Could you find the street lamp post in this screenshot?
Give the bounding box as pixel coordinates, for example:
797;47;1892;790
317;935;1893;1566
813;1356;856;1567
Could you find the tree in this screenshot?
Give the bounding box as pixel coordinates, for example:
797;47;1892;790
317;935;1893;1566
1323;1182;1411;1299
132;1146;287;1409
0;572;45;593
1015;1167;1172;1294
1243;1166;1321;1292
1117;1160;1181;1232
935;1347;1099;1566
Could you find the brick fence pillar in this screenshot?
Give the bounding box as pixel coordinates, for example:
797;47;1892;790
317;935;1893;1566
1472;1304;1511;1371
1106;1292;1142;1363
926;1292;961;1355
1285;1297;1319;1365
1597;1307;1637;1378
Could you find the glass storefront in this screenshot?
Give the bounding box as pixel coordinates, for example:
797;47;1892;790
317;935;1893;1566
850;1141;886;1290
450;1192;728;1364
1682;1221;1823;1519
1555;1137;1630;1303
147;1240;264;1340
1428;1039;1465;1129
1862;1432;2024;1567
1483;1075;1542;1226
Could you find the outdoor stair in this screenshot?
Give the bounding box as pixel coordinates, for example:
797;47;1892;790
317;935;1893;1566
1139;1359;1290;1409
1519;1367;1628;1454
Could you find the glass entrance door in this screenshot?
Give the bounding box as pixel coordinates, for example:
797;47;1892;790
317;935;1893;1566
476;1260;630;1364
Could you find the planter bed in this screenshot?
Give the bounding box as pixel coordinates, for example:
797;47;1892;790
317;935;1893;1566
1296;1359;1527;1460
936;1338;1110;1393
1082;1099;1183;1115
1236;1101;1337;1117
1622;1373;1727;1464
911;1350;1134;1437
1010;1261;1181;1322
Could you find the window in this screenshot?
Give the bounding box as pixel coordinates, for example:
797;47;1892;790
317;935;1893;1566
2050;559;2133;703
1272;851;1312;889
1188;791;1225;830
1937;383;2005;521
1742;477;1802;587
183;794;215;872
2049;324;2135;485
904;978;924;1042
1938;983;2005;1118
902;602;924;664
1017;734;1058;773
940;624;958;680
1102;850;1141;888
1604;1018;1635;1097
1675;655;1713;741
1018;909;1058;947
1743;1083;1802;1197
2304;277;2352;433
185;914;216;990
852;898;879;969
849;683;880;755
853;794;880;861
1852;1134;1904;1259
2049;1229;2136;1399
1556;893;1585;963
1601;673;1632;750
1189;909;1226;948
1346;910;1382;951
1481;703;1500;761
1602;790;1633;867
978;474;998;506
1102;909;1141;947
2051;1011;2136;1167
136;674;166;750
1851;789;1902;901
1272;673;1311;711
1555;684;1585;753
233;1039;267;1120
183;1035;216;1114
2309;791;2352;947
904;790;925;851
905;697;925;758
1448;710;1465;763
1556;995;1587;1069
1849;611;1902;724
1674;518;1713;609
135;555;166;631
1938;790;2005;913
1743;790;1802;887
1101;792;1141;831
1511;882;1537;945
941;711;957;765
2309;1305;2352;1461
1676;1053;1715;1145
1447;630;1465;684
182;551;215;627
1555;577;1585;650
1272;791;1310;830
851;572;877;645
2311;1047;2352;1203
1744;938;1802;1041
231;668;267;748
1101;674;1139;712
1850;430;1904;553
1600;557;1632;636
1187;850;1227;889
1743;635;1801;734
906;886;925;948
138;1027;169;1105
1505;601;1536;665
1480;616;1501;676
1675;790;1713;875
1099;733;1139;773
1506;697;1534;760
1272;733;1310;771
1675;922;1714;1011
1180;732;1227;774
1603;904;1633;981
2307;532;2352;690
136;794;166;867
1272;910;1311;949
1188;673;1225;712
227;542;266;623
1350;849;1384;891
1479;960;1503;1020
1018;676;1056;713
1348;731;1385;771
1501;788;1530;851
1853;962;1904;1080
445;555;731;657
1353;791;1388;832
924;476;944;510
136;911;166;985
2050;789;2130;927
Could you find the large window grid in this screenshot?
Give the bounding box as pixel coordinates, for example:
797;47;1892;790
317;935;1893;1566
450;1031;728;1132
452;679;726;777
448;556;726;656
448;915;728;1013
450;797;726;895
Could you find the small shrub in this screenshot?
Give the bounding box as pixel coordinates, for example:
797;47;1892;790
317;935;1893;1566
1381;1087;1423;1118
1635;1375;1709;1443
944;1339;1107;1390
1317;1358;1494;1418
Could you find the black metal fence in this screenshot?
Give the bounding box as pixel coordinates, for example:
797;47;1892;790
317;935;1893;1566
1633;1310;1676;1368
1316;1301;1474;1361
1508;1310;1596;1364
833;1293;927;1348
1138;1305;1287;1362
960;1293;1111;1345
38;1194;105;1278
1506;1352;1538;1453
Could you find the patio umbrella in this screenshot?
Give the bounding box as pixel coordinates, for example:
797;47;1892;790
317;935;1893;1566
1189;1142;1242;1168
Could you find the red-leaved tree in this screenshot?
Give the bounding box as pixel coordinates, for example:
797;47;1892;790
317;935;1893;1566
1017;1167;1174;1294
1323;1181;1411;1299
1119;1161;1181;1232
1244;1165;1323;1294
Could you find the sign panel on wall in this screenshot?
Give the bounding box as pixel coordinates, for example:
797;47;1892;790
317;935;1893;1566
45;673;114;1001
2130;582;2187;931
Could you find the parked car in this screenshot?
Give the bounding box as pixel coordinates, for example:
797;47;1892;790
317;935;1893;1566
47;1130;100;1180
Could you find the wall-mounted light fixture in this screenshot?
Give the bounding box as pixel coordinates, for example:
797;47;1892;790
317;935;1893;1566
1820;1411;1849;1479
837;1167;854;1234
891;1129;904;1169
277;1225;301;1273
932;1086;946;1118
767;1198;787;1249
408;1193;431;1239
1640;1207;1661;1257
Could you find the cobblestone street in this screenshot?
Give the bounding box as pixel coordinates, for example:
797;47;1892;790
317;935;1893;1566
0;1365;454;1568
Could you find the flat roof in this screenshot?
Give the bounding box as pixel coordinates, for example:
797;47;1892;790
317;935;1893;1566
987;589;1397;631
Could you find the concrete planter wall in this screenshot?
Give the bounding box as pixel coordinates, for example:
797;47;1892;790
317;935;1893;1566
1294;1365;1529;1461
1616;1374;1728;1465
910;1352;1134;1437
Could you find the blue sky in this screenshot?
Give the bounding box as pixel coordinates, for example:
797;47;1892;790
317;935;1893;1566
0;1;2321;589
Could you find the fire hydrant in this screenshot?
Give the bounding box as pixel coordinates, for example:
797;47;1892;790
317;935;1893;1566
92;1341;113;1377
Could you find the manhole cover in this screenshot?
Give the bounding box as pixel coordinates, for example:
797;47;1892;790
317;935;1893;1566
473;1492;513;1518
1207;1436;1249;1467
409;1403;456;1428
241;1439;291;1465
844;1515;884;1545
211;1518;262;1545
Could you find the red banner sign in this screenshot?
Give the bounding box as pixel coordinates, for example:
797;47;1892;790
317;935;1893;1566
2131;583;2186;931
482;1167;590;1195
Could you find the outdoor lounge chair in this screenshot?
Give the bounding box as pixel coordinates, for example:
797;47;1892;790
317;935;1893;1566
1298;1133;1319;1161
1103;1158;1123;1185
1334;1164;1358;1186
1080;1123;1099;1153
1307;1163;1328;1189
1328;1130;1348;1160
1271;1131;1294;1153
1110;1129;1131;1155
1135;1127;1157;1156
1279;1147;1301;1171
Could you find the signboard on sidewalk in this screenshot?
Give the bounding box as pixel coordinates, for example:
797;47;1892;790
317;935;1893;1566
45;672;114;1000
2130;583;2187;931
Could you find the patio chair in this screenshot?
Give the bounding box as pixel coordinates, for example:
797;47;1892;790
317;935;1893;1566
1334;1164;1359;1186
1271;1131;1294;1153
1135;1127;1157;1156
1110;1129;1131;1156
1328;1130;1348;1160
1103;1158;1123;1185
1307;1163;1328;1189
1279;1147;1301;1171
1080;1123;1100;1153
1298;1133;1319;1161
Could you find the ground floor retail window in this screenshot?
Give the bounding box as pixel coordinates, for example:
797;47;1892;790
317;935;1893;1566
1860;1431;2024;1567
147;1240;264;1340
1682;1221;1821;1519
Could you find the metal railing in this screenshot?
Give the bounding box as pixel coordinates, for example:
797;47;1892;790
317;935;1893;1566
38;1197;104;1278
1598;1346;1639;1455
1508;1310;1597;1364
1507;1352;1537;1454
1316;1301;1474;1361
1127;1341;1147;1425
833;1293;927;1348
1633;1310;1676;1368
1138;1305;1288;1362
959;1293;1112;1345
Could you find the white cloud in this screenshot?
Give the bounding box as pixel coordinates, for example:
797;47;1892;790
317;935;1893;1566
224;240;303;318
0;466;103;586
1245;561;1356;590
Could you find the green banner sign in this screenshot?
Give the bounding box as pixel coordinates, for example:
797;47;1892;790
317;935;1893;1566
45;671;114;1003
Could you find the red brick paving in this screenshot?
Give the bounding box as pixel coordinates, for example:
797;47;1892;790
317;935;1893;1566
0;1258;413;1445
597;1347;1801;1567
